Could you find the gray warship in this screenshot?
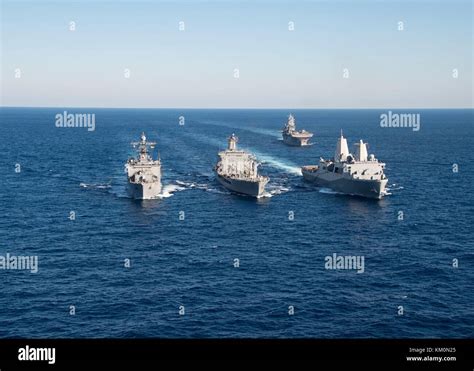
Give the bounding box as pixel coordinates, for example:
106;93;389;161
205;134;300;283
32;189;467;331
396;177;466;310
301;131;388;199
125;132;162;200
282;114;313;146
214;134;269;197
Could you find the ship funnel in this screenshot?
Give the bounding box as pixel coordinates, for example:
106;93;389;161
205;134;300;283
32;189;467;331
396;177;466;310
228;133;238;151
355;140;368;161
335;130;349;161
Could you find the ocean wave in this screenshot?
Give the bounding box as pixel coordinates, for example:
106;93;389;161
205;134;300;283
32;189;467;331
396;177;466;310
80;182;112;189
177;179;231;195
387;183;404;191
175;180;210;190
206;187;231;195
268;185;290;196
319;187;343;195
159;183;186;198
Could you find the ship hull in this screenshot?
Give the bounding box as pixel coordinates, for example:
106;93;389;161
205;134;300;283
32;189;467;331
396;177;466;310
216;174;267;197
302;167;387;199
282;133;312;146
127;181;162;200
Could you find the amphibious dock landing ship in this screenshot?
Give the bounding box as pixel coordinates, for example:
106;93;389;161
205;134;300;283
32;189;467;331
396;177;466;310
301;131;388;199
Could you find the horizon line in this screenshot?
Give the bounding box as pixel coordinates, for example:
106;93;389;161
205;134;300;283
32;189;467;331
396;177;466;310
1;106;473;110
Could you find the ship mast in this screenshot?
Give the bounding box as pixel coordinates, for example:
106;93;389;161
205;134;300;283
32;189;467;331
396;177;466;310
228;133;238;151
131;132;156;161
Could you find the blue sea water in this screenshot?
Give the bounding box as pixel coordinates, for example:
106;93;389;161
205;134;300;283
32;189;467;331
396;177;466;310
0;107;472;338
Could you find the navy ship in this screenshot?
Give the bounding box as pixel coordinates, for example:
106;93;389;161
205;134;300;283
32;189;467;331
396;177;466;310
214;134;269;197
302;131;388;199
125;132;162;199
282;114;313;146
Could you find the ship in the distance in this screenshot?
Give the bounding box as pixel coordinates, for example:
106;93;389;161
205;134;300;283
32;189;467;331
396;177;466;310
282;114;313;146
214;134;269;197
125;132;162;199
301;131;388;199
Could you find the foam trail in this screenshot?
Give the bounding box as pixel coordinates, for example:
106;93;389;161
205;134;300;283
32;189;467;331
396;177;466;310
387;183;404;191
199;120;281;139
319;187;343;195
247;128;281;139
175;180;205;189
159;184;186;198
80;182;112;189
249;149;301;175
268;186;290;195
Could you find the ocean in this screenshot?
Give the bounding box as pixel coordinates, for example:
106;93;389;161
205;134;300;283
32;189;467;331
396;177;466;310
0;107;472;338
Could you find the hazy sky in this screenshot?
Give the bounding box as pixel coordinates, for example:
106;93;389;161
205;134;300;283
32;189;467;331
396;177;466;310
1;0;472;108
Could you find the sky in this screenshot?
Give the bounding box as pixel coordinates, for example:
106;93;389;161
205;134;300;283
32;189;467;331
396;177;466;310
1;0;472;108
